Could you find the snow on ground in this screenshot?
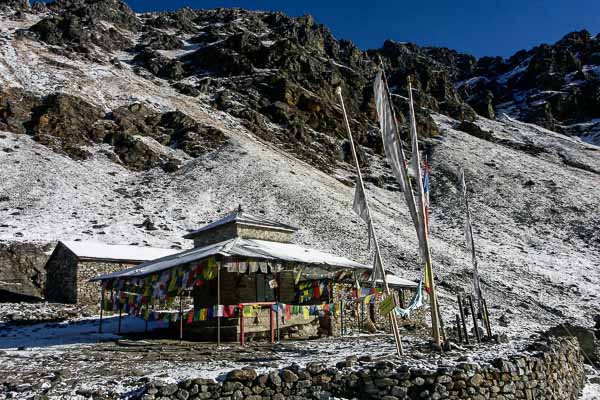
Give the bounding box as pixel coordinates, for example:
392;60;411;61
581;381;600;400
0;311;534;399
0;11;599;399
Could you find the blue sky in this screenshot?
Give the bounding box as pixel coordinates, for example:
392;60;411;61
126;0;599;58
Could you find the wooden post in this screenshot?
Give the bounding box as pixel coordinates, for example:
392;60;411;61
99;288;104;334
456;314;462;343
340;300;344;337
217;261;221;347
276;306;280;342
437;293;447;345
458;295;469;344
240;305;245;346
360;302;364;333
482;297;493;339
118;303;122;334
468;295;481;343
144;304;148;334
355;302;360;334
337;87;404;355
270;306;275;344
179;295;183;343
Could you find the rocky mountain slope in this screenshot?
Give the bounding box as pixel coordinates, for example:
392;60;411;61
0;0;598;337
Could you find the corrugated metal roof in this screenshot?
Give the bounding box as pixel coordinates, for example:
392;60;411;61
183;209;298;239
60;241;179;263
91;238;369;281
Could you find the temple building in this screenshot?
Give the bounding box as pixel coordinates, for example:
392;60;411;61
90;208;417;342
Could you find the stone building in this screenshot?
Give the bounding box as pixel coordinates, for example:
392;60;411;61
92;208;418;342
44;241;177;306
182;208;297;247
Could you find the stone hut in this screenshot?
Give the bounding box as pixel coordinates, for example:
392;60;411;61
44;241;177;306
91;208;418;342
182;207;298;247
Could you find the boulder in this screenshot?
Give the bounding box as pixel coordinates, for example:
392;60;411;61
0;242;48;300
226;368;257;382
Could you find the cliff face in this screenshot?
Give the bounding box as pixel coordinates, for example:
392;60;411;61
0;242;47;300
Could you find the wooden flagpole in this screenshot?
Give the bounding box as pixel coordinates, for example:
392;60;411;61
376;60;441;348
336;87;404;356
461;170;493;339
407;78;442;348
217;260;221;348
99;288;104;334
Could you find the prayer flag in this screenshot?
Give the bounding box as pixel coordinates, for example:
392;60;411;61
223;305;235;318
424;262;431;294
423;157;430;232
352;182;373;250
242;305;254;318
302;306;310;320
373;71;421;234
284;304;291;320
215;305;224;317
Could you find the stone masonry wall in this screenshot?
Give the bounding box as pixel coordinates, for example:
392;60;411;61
77;261;137;308
191;225;293;248
45;245;78;304
135;337;585;400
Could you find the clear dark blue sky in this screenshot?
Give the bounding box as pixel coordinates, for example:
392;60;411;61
126;0;599;58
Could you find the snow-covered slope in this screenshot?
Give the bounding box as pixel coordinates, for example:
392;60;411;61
0;5;599;338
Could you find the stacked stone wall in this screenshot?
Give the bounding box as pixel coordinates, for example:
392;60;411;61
135;337;585;400
45;245;78;303
77;261;137;308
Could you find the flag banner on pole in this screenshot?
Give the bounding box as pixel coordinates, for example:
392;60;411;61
423;158;430;232
352;182;372;249
371;250;384;284
424;261;432;294
373;71;421;235
395;279;424;318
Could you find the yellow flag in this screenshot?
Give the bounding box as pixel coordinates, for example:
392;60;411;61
243;305;255;317
424;262;432;294
302;306;310;319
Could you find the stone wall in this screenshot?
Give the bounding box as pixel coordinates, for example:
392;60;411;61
236;226;293;244
192;224;239;248
45;245;78;304
77;260;137;308
45;244;138;308
191;224;294;248
135;337;585;400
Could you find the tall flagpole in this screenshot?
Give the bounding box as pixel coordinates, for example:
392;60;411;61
336;87;404;356
407;78;442;348
461;169;491;337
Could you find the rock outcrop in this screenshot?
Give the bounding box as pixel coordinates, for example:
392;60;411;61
0;242;47;300
0;87;227;171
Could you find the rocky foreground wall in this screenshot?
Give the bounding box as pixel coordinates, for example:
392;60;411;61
136;337;585;400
